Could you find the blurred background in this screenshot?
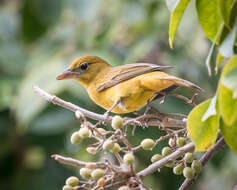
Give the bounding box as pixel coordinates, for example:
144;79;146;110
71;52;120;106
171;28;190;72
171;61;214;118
0;0;236;190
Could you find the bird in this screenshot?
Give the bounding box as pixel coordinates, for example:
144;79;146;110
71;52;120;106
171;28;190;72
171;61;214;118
56;56;202;114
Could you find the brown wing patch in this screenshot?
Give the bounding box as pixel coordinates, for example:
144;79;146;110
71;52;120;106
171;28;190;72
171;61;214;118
96;63;174;91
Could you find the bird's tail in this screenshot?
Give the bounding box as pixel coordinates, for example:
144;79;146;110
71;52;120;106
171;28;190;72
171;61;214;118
157;76;203;91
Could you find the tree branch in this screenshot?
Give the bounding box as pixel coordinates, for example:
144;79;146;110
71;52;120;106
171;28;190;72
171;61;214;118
52;154;107;169
137;142;195;178
33;86;109;122
178;137;226;190
33;85;185;128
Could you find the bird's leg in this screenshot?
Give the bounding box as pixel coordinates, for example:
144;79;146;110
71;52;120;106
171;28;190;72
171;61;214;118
144;98;155;114
103;99;122;119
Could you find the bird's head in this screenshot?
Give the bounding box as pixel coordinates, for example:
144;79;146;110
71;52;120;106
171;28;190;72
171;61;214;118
56;56;110;86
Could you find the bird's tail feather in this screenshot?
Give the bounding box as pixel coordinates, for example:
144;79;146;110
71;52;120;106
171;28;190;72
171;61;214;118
157;76;203;91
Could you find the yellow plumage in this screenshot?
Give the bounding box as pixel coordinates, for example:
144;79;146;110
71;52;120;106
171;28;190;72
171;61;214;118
57;56;201;114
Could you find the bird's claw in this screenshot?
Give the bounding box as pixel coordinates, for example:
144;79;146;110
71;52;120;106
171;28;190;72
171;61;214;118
102;112;110;125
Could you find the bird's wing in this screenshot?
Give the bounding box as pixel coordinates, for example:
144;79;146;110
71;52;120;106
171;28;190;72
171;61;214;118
96;63;174;91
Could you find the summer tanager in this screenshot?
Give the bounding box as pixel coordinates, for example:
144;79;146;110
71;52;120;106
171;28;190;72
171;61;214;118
57;56;201;114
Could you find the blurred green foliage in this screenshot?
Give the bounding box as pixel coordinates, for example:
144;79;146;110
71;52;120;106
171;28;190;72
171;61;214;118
0;0;237;190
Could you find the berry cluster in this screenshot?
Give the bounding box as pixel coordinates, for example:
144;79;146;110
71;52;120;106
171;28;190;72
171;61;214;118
59;111;200;189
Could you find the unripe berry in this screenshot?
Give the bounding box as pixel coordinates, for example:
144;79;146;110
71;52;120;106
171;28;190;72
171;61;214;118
123;153;135;165
184;152;194;163
162;146;172;156
183;167;194;179
71;132;82;144
176;137;186;147
80;168;92;179
151;154;163;163
168;138;175;147
91;169;105;180
103;140;114;151
191;160;202;173
66;176;79;187
141;139;155;150
93;128;107;138
173;163;184;175
78;127;91;139
112;116;124;129
118;186;131;190
62;185;73;190
97;176;106;187
165;160;175;168
110;143;121;153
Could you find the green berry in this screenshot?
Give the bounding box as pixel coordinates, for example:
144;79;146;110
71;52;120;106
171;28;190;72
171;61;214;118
71;132;82;144
151;154;163;163
112;116;124;129
78;127;91;139
91;169;105;180
80;168;92;179
176;137;186;147
173;163;184;175
183;167;194;179
62;185;73;190
141;139;155;150
191;160;202;174
184;152;194;163
110;143;121;153
103;140;114;151
66;176;79;187
165;160;175;168
123;153;135;165
93;128;107;138
118;186;131;190
162;147;172;156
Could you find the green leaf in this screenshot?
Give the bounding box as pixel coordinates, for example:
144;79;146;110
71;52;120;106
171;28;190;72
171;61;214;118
196;0;223;44
220;118;237;154
218;55;237;126
168;0;190;48
187;99;219;151
215;52;224;74
218;0;231;28
222;67;237;98
219;24;237;58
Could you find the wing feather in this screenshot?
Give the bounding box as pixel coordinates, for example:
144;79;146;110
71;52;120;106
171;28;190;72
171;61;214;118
96;63;174;91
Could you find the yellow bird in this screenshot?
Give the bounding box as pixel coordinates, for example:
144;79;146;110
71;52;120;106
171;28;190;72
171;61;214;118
57;56;201;114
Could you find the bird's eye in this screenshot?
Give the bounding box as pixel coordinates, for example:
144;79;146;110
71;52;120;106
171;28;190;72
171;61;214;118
80;63;88;70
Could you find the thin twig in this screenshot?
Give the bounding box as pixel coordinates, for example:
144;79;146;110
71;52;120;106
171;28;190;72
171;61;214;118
178;137;226;190
33;86;111;122
52;154;107;169
137;142;195;178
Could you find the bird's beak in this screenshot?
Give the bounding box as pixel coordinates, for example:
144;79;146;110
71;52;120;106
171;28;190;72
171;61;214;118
56;69;76;80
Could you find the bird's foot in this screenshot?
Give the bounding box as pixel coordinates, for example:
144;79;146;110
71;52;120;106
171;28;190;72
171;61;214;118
102;111;111;125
